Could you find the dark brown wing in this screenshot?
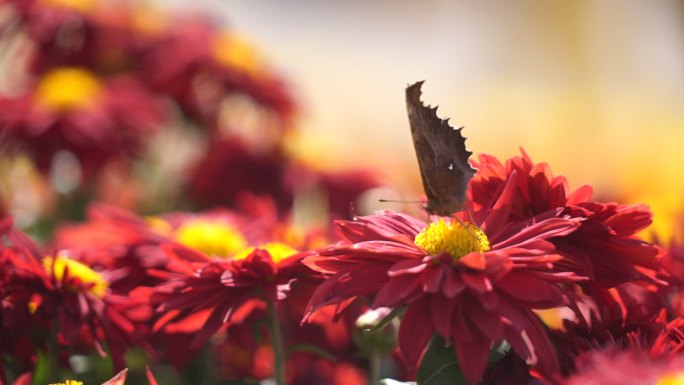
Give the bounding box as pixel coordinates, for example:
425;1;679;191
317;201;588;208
406;81;476;216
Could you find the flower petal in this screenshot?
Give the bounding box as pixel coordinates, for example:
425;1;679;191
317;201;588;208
398;298;435;370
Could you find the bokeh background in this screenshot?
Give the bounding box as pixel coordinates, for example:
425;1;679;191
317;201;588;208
0;1;683;384
165;0;684;237
3;0;684;236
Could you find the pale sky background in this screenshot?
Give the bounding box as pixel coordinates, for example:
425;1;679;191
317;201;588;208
165;0;684;232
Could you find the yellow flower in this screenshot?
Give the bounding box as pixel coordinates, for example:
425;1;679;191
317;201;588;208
43;254;108;298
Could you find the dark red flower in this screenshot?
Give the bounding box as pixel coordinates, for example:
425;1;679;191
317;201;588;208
42;250;153;370
656;219;684;317
470;150;661;287
149;241;308;349
5;0;158;73
0;69;164;177
552;285;684;375
55;202;272;293
141;16;296;126
304;171;584;384
187;138;293;211
0;219;52;381
188;137;384;217
55;203;171;293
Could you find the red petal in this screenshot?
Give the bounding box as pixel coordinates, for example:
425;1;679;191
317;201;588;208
461;271;493;294
459;252;487;270
496;271;564;308
421;265;445;293
566;184;593;204
482;170;519;238
398;298;435;370
430;294;458;340
443;270;465;298
374;274;422;307
388;259;428;276
453;329;492;385
466;296;503;341
102;369;128;385
146;366;159;385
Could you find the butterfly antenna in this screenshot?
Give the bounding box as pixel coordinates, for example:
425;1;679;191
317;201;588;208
466;207;482;231
378;199;423;204
453;210;479;240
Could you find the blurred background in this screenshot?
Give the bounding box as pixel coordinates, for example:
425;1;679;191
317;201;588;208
168;0;684;236
2;0;684;237
0;1;682;383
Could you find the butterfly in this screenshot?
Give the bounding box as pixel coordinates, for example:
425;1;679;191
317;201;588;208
406;81;476;216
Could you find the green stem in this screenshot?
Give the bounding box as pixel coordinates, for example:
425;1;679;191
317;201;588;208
369;350;381;385
267;300;286;385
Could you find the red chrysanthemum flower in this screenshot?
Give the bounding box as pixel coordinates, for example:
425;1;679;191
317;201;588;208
4;0;158;74
149;241;309;349
0;219;52;382
55;202;273;293
188;137;384;216
42;250;153;370
560;348;684;385
141;16;296;126
470;150;661;287
656;222;684;317
0;68;164;177
54;203;172;293
552;285;684;375
186;138;293;211
14;367;159;385
1;217;153;376
304;171;584;384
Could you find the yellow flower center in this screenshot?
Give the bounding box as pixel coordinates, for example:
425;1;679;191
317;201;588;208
414;219;490;259
40;0;95;13
233;242;298;264
657;372;684;385
212;32;262;76
43;255;108;298
175;219;247;257
49;381;84;385
35;68;103;112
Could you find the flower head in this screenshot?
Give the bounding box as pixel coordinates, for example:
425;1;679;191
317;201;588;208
149;238;307;349
43;253;107;297
0;69;164;177
470;150;661;287
141;17;296;126
43;251;153;370
304;171;584;384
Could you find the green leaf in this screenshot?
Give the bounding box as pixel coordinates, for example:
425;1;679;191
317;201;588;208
365;306;406;334
416;335;468;385
286;343;338;361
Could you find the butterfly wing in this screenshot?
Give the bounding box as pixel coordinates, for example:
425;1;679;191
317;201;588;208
406;81;476;216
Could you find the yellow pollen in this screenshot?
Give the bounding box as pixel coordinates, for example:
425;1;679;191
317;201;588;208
212;32;262;76
49;381;84;385
175;219;247;257
35;68;103;112
233;242;298;264
414;219;490;259
43;255;107;298
657;372;684;385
